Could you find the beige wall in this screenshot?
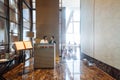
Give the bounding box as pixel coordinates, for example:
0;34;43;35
36;0;59;54
81;0;120;69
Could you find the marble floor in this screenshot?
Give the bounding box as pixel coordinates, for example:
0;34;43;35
3;46;115;80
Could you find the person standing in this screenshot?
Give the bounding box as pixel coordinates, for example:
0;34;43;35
49;36;56;44
40;36;48;43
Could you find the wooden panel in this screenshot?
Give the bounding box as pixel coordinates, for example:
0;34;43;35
36;0;59;56
34;44;56;68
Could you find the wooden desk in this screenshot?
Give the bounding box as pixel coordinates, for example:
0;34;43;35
34;44;56;69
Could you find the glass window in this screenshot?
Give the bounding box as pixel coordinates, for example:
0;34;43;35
33;10;36;23
33;23;36;38
59;0;62;8
10;9;19;23
25;0;31;6
32;0;36;9
9;22;19;51
9;0;18;12
23;2;31;41
23;4;30;29
23;27;30;40
0;2;7;17
10;22;18;34
73;10;80;21
74;22;80;34
67;22;73;33
0;0;4;3
23;19;30;29
23;3;30;26
9;0;19;23
0;17;6;43
0;17;8;53
9;0;19;52
32;3;36;8
0;0;35;53
23;4;30;21
32;0;35;2
9;0;19;13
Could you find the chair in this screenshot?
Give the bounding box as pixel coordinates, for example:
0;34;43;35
0;59;14;80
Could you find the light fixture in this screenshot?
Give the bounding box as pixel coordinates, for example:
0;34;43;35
26;31;34;38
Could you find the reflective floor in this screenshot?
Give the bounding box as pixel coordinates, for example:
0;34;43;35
3;45;115;80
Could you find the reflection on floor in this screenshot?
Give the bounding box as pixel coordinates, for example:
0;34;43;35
3;46;115;80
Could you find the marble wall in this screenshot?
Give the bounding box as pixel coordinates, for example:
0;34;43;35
81;0;120;70
81;53;120;79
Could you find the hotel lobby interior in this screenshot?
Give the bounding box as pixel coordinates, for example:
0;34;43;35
0;0;120;80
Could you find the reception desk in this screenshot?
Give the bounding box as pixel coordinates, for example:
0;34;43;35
34;44;56;69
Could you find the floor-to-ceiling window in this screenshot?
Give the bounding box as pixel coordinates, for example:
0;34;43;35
65;8;80;44
59;0;80;59
59;0;80;45
59;1;81;79
23;1;31;40
0;0;35;58
0;0;9;54
32;0;36;41
9;0;20;52
23;0;36;41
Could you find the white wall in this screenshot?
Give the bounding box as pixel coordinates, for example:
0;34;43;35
81;0;94;57
81;0;120;69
